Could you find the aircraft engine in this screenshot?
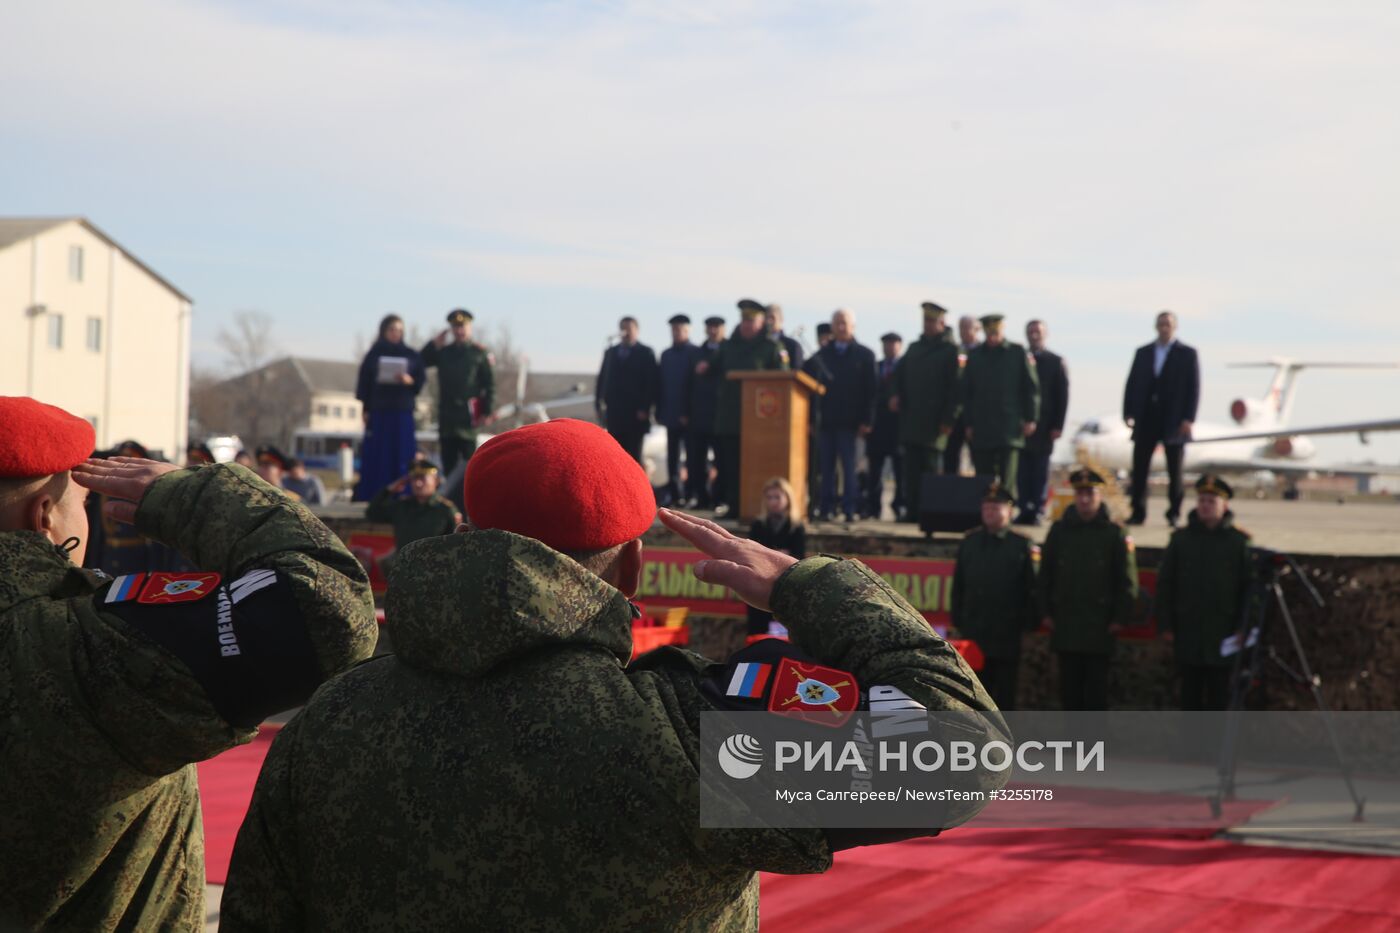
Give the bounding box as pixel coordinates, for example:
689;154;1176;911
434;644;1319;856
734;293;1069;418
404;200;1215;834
1229;398;1265;425
1266;436;1315;460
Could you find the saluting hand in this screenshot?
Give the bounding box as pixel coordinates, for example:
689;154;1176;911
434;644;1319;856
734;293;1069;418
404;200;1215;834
72;457;183;525
657;508;797;611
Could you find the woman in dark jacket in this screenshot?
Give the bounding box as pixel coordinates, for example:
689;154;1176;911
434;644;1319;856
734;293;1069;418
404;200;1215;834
745;477;808;635
354;314;426;501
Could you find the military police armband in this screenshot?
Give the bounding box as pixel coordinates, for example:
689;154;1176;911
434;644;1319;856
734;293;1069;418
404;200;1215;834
99;568;321;728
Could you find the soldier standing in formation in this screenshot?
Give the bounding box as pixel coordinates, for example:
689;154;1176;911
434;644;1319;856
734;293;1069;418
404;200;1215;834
961;313;1039;493
656;314;699;506
702;299;787;516
596;316;659;464
866;331;904;520
0;396;376;931
943;315;982;474
889;302;959;521
1038;468;1139;710
365;457;460;572
1155;474;1253;710
950;481;1039;710
686;315;727;508
1017;319;1069;525
421;308;496;475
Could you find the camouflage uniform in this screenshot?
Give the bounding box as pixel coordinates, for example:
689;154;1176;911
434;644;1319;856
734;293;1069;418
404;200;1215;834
222;530;1006;931
0;464;377;931
366;487;459;550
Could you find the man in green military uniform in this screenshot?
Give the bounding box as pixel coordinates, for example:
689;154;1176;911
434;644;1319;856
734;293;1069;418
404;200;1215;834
421;308;496;474
890;301;961;520
950;481;1039;710
961;313;1039;493
0;396;377;931
1038;467;1139;710
701;298;788;517
222;419;1009;931
366;457;460;572
1156;474;1253;710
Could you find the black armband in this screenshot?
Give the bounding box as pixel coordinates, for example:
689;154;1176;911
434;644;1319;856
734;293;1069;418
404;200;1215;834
100;569;322;728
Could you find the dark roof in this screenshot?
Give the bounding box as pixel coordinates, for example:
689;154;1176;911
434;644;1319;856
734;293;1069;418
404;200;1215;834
0;216;192;302
289;357;359;394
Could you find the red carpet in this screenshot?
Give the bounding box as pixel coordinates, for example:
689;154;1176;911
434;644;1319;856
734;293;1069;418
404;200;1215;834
197;727;280;885
199;734;1400;930
760;829;1400;931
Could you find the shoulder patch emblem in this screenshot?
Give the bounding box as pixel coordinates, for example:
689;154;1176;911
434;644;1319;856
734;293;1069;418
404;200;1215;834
767;658;858;727
138;572;222;604
726;662;773;699
104;572;146;603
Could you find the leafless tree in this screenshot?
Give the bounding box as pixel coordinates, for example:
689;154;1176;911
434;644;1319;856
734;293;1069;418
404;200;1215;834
217;310;277;375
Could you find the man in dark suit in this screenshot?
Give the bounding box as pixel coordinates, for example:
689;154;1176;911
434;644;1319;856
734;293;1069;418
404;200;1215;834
867;332;904;519
596;316;659;464
1123;310;1200;526
765;303;804;371
1017;319;1069;525
810;308;877;522
656;314;700;506
943;314;981;475
686;316;726;507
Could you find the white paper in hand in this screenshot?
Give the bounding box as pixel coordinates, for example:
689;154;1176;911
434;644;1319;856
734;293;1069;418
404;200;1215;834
377;356;409;384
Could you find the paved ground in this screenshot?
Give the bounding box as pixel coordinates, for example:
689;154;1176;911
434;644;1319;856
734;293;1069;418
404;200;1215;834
805;492;1400;557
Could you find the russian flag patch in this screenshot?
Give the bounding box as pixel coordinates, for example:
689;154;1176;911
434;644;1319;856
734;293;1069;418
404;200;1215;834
104;573;146;604
726;662;773;699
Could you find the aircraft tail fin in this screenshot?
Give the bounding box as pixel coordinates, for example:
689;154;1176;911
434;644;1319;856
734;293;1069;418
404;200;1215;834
1225;360;1400;423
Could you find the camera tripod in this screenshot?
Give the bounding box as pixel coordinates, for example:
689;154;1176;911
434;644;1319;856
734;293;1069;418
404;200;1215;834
1210;548;1365;821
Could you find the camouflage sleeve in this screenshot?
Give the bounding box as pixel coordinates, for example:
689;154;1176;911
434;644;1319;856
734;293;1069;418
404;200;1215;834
221;720;308;932
771;557;1003;725
135;464;378;681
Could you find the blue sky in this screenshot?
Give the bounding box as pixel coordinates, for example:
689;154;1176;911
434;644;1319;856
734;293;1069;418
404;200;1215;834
4;0;1399;463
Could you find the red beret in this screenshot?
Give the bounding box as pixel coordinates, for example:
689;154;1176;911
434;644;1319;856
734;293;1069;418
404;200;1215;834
464;419;656;552
0;397;96;479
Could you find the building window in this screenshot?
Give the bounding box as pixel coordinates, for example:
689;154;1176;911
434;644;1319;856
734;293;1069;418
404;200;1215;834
47;314;63;349
86;317;102;352
69;245;84;282
332;406;343;418
316;403;329;416
348;404;357;418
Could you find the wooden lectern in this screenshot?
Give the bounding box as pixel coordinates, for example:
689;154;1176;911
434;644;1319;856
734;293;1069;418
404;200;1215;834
727;370;825;519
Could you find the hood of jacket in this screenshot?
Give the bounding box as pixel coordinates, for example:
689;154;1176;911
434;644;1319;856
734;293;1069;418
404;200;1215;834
0;531;100;613
384;529;634;678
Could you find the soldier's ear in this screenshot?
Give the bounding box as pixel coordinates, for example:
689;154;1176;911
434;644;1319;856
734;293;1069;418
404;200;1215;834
616;538;645;598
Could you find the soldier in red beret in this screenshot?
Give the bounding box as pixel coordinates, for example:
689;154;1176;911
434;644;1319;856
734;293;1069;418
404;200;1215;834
0;396;378;931
224;418;1009;931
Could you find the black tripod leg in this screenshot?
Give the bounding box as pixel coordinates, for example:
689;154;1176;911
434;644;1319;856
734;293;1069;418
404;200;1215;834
1272;582;1367;822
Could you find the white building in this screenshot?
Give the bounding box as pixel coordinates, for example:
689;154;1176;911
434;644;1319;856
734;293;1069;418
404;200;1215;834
0;217;192;459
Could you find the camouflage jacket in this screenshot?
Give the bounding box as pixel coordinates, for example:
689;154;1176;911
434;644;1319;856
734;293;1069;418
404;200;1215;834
222;530;1006;932
0;464;377;931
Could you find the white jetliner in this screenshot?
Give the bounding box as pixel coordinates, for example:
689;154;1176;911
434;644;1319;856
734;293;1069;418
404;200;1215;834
1067;360;1400;478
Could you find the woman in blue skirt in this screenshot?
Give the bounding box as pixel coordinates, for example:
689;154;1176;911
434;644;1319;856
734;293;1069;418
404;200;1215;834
354;314;426;501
